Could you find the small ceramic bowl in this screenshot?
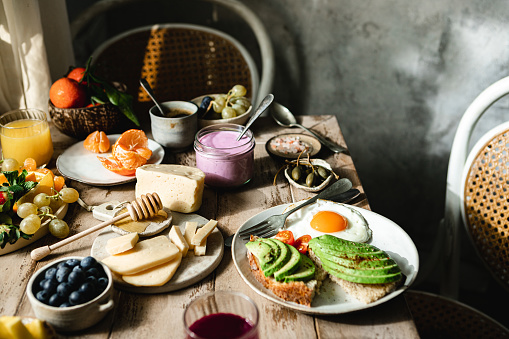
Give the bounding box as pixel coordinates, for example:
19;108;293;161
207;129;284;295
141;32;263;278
284;158;334;192
26;256;114;332
191;94;252;128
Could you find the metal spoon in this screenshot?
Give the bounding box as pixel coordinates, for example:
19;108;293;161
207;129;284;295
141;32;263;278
236;93;274;141
271;102;346;153
140;78;165;116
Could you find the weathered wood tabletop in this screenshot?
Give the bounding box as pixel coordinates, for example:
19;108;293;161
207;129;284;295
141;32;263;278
0;115;419;338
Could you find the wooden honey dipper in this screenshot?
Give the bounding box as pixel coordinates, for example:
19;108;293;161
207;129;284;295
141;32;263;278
31;193;163;261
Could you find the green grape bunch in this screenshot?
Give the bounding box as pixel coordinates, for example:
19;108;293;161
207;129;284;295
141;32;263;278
198;85;251;120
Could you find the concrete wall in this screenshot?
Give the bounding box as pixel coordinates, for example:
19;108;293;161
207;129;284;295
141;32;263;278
68;0;509;325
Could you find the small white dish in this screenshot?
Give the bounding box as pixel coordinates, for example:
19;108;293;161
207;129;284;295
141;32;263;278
266;133;321;159
26;256;114;332
192;94;252;128
56;134;164;186
284;158;333;192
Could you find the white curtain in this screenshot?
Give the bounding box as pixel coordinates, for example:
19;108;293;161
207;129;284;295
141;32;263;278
0;0;74;117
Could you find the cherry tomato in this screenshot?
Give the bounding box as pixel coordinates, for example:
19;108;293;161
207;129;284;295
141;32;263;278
294;235;312;254
274;230;295;246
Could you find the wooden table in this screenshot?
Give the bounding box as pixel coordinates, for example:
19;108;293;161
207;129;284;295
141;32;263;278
0;115;419;338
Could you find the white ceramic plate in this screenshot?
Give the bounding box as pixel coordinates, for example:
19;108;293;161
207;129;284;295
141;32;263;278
56;134;164;186
91;212;224;294
0;203;68;256
232;203;419;315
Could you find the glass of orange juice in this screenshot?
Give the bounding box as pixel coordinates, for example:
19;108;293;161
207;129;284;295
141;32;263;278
0;109;54;167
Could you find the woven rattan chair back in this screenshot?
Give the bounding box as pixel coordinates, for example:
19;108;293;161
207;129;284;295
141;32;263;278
91;24;257;116
462;123;509;291
406;290;509;338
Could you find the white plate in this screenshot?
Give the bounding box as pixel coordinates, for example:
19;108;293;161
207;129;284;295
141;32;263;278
91;212;224;294
56;134;164;186
0;203;68;256
232;204;419;315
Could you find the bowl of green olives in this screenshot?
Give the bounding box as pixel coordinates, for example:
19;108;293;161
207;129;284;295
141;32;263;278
283;158;338;192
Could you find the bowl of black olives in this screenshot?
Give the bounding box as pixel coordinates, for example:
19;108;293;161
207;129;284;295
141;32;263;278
26;256;114;332
283;158;338;192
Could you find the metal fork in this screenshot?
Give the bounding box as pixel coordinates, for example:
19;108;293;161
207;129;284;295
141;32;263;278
239;178;354;240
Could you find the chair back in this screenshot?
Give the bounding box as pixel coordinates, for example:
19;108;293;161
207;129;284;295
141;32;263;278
91;24;258;116
439;76;509;297
461;121;509;291
70;0;274;107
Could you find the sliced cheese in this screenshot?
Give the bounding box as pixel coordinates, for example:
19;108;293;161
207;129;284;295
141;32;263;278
169;225;189;256
106;232;139;255
101;235;179;275
191;219;218;246
184;221;198;250
194;242;207;256
135;164;205;213
122;252;182;287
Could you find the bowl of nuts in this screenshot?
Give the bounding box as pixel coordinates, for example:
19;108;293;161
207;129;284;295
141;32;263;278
26;256;114;332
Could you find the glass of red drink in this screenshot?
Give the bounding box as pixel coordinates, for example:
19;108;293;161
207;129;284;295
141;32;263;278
184;291;259;339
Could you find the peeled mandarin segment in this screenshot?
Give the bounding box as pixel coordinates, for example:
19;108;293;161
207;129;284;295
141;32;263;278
53;176;65;191
22;158;37;171
97;156;136;176
136;147;152;160
111;129;151;170
84;131;110;153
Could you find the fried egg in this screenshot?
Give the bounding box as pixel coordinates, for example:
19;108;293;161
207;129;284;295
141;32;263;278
283;199;372;242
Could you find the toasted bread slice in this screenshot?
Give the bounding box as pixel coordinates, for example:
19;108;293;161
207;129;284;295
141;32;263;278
308;248;402;303
247;251;326;307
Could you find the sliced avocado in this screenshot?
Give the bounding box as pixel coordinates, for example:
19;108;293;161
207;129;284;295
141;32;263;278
259;238;290;277
284;254;315;283
245;239;275;270
260;238;281;259
274;244;301;281
321;259;402;284
309;235;402;284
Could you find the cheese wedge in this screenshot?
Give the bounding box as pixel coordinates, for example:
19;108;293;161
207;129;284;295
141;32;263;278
101;235;179;275
106;232;139;255
191;220;218;246
122;252;182;287
184;221;198;250
135;164;205;213
169;225;189;256
194;242;207;256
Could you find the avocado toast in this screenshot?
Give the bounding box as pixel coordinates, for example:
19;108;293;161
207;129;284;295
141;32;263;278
245;234;403;306
308;234;403;304
245;237;326;307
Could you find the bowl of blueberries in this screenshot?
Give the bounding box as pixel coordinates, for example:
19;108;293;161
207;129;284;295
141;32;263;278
26;256;114;332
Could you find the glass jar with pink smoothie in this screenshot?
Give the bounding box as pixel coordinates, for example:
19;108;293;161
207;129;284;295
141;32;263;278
194;124;255;188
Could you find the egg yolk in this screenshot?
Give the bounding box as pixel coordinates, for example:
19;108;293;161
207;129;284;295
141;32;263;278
310;211;348;233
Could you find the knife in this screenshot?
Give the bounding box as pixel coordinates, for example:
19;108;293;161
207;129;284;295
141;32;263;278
223;186;361;247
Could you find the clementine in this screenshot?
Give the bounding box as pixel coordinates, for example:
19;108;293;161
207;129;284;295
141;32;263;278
67;67;87;83
84;131;110;153
97;156;136;176
111;129;152;170
49;77;87;108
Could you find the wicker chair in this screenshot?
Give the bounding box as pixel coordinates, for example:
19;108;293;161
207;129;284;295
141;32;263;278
406;290;509;338
70;0;274;116
416;76;509;299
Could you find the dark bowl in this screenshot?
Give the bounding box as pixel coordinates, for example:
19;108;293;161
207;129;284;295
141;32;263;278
49;100;123;140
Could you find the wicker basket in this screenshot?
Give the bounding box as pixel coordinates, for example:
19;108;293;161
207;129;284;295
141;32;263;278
49;100;123;140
